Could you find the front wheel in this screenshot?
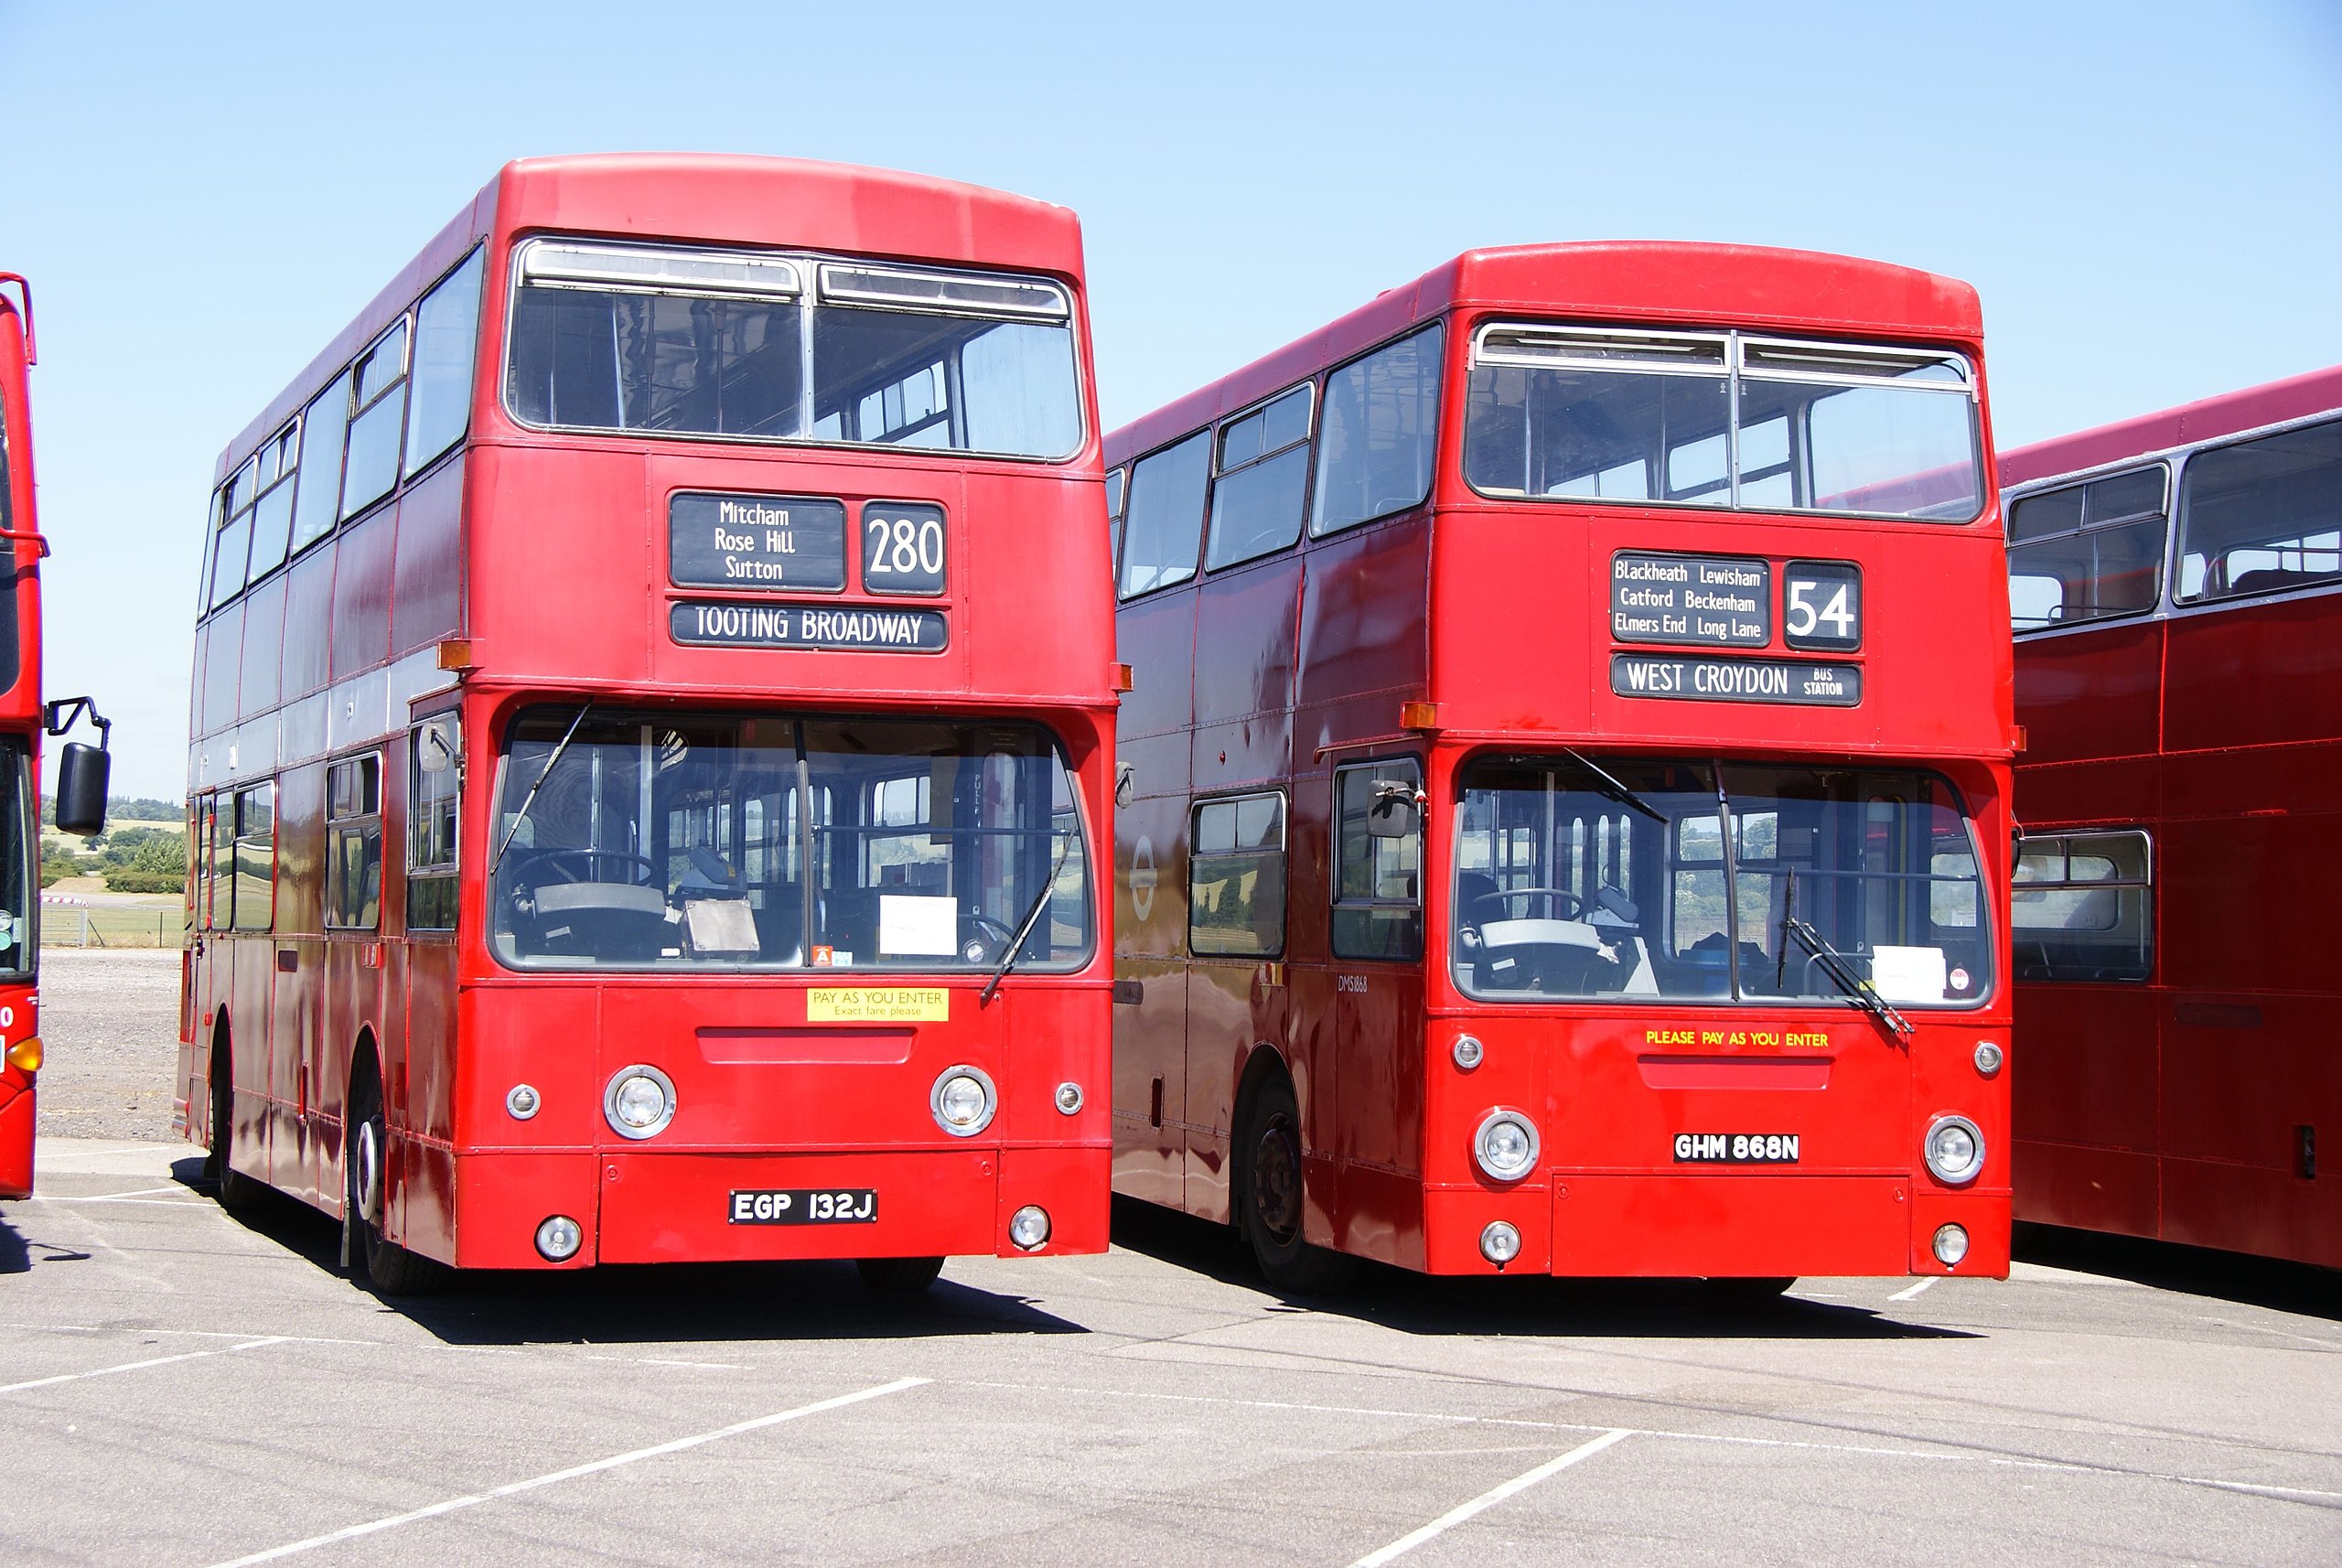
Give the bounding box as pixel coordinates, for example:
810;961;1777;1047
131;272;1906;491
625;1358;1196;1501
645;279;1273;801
1236;1075;1357;1296
346;1067;442;1295
857;1256;944;1292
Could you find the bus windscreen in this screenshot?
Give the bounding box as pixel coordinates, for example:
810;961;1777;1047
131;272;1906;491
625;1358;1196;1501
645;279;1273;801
1453;757;1992;1009
490;711;1092;973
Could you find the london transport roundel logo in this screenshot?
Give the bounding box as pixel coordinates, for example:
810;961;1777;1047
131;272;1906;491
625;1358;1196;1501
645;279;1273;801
1131;834;1156;923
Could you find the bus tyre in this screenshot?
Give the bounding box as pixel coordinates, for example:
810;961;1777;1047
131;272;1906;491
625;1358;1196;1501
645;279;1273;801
1237;1076;1357;1296
208;1027;262;1215
346;1068;441;1296
857;1256;944;1292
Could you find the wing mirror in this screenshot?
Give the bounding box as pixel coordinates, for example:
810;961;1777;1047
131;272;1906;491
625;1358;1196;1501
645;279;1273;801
44;696;112;837
1367;778;1423;840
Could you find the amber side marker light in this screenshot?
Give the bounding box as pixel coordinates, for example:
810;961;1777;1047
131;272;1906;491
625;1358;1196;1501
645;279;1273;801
1111;662;1134;693
437;639;475;671
6;1037;42;1073
1400;701;1439;730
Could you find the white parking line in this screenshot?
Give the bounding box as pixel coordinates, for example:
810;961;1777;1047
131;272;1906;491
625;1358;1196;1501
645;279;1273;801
1347;1429;1635;1567
199;1376;929;1568
1887;1276;1938;1303
0;1337;290;1395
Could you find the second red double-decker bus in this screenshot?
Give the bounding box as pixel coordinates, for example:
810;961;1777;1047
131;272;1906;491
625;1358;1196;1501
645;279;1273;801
176;156;1115;1290
2004;366;2342;1270
0;274;112;1201
1107;243;2014;1292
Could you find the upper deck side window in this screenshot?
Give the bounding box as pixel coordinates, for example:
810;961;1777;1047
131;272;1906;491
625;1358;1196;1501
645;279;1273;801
1117;430;1211;600
1312;322;1444;537
503;240;1081;461
1463;324;1982;523
2005;465;2167;632
201;247;488;618
1207;383;1314;570
2175;414;2342;604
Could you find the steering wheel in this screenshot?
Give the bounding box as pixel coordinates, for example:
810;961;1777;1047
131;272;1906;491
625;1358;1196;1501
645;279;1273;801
958;912;1019;964
505;849;661;901
1477;886;1586;922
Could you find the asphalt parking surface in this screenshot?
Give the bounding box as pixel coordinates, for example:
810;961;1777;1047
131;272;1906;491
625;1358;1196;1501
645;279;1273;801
3;1135;2337;1568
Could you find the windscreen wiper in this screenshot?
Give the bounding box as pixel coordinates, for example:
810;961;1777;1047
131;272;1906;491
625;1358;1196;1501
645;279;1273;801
1776;871;1912;1041
980;827;1076;1007
1563;749;1668;824
489;703;593;875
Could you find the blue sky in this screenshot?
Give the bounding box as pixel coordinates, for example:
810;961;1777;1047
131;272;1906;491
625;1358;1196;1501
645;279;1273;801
4;0;2338;798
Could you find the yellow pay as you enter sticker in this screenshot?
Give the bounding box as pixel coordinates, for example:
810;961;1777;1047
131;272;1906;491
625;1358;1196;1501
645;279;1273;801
807;988;950;1023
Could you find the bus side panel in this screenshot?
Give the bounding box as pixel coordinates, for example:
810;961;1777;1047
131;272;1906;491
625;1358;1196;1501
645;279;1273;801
1183;962;1280;1224
281;547;335;703
2010;982;2160;1238
1285;775;1340;1241
239;575;287;719
2012;620;2161;767
330;507;397;682
1189;557;1298;791
203;602;244;735
407;940;460;1148
390;459;465;657
1295;516;1429;721
2163;592;2342;754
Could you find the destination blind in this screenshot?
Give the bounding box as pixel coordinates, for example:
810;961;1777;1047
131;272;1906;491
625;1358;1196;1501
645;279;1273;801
670;492;847;592
671;600;948;652
1610;653;1861;707
1612;552;1769;648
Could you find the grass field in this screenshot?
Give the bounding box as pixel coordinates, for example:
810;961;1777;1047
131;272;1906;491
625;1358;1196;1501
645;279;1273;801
38;879;187;949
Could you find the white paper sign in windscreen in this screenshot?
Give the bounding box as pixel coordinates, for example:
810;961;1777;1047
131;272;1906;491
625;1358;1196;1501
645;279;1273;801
1871;944;1949;1004
879;894;960;956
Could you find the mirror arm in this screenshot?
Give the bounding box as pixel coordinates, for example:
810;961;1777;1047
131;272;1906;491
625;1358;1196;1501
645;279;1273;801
43;695;112;750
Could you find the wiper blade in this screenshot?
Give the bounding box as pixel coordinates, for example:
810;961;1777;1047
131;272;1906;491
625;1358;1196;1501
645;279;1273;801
980;828;1076;1007
489;703;593;875
1779;913;1914;1041
1563;749;1668;824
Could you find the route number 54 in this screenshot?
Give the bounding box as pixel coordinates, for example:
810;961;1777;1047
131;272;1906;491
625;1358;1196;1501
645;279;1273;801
1783;562;1863;652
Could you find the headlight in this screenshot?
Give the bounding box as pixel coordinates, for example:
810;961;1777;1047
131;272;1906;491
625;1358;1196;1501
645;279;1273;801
1473;1109;1541;1183
1932;1223;1971;1267
1923;1115;1984;1185
930;1065;997;1137
1479;1220;1521;1265
535;1214;584;1262
603;1065;677;1140
1009;1205;1051;1249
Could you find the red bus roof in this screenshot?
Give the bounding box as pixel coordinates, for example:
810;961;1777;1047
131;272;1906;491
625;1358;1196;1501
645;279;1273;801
1107;242;1982;463
218;154;1085;483
1999;364;2342;488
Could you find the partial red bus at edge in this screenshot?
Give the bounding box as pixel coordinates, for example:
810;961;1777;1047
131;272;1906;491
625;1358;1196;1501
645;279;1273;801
2004;365;2342;1271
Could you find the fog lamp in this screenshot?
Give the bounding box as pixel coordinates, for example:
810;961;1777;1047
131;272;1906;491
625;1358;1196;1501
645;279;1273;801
1009;1205;1051;1250
506;1083;541;1120
1972;1041;2004;1077
5;1036;41;1074
535;1214;584;1262
1054;1081;1084;1115
1452;1035;1484;1071
603;1065;676;1139
931;1066;997;1137
1932;1223;1971;1267
1473;1110;1540;1183
1923;1115;1985;1185
1479;1220;1521;1266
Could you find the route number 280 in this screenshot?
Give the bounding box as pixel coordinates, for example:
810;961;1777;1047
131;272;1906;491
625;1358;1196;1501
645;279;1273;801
1782;562;1863;652
863;503;948;596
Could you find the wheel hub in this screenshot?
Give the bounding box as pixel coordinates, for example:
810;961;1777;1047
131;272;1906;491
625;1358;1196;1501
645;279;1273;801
1252;1114;1303;1246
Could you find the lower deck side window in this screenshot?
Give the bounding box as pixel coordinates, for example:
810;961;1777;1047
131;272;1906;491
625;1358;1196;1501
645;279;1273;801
2012;830;2152;982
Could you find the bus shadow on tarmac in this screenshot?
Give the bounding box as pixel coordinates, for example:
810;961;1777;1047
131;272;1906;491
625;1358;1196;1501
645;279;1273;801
2014;1222;2342;1324
172;1157;1087;1347
1107;1196;1979;1341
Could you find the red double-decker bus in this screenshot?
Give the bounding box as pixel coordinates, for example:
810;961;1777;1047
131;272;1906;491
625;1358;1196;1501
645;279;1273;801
2004;366;2342;1270
175;156;1114;1291
1107;243;2014;1292
0;275;112;1200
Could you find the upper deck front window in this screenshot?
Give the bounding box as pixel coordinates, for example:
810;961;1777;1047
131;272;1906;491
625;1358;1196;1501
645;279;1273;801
504;241;1082;461
1465;326;1982;521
